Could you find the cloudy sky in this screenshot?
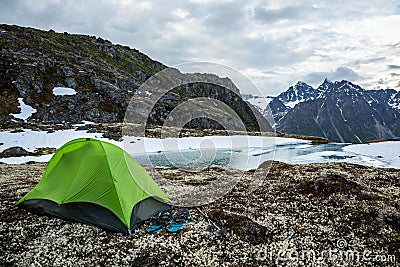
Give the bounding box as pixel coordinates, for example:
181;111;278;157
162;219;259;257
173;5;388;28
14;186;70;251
1;0;399;95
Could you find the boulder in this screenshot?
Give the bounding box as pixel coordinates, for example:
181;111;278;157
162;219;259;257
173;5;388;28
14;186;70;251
0;146;29;157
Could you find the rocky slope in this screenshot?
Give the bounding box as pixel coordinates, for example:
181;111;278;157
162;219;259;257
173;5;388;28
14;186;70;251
1;162;399;266
0;24;268;132
248;79;400;143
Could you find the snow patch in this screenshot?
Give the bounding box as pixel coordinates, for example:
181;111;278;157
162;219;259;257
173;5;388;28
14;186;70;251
285;99;302;109
53;87;77;96
11;98;37;121
343;141;400;169
388;101;400;110
353;134;362;143
336;99;346;122
72;120;96;126
0;154;53;164
0;129;119;154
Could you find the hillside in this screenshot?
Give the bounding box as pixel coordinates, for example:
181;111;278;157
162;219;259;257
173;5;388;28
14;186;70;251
0;24;269;132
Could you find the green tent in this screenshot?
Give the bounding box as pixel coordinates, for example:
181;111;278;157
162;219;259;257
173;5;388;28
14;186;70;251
17;138;171;234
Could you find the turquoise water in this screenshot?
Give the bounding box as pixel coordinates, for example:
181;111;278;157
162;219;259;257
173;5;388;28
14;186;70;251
130;142;376;170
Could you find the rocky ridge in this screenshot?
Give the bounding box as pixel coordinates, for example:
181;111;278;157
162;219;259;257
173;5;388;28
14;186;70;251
0;24;267;132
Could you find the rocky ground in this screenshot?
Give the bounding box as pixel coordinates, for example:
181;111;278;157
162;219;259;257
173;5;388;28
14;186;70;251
1;161;399;266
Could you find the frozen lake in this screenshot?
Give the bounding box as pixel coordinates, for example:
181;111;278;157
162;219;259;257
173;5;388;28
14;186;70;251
132;141;400;170
0;129;399;170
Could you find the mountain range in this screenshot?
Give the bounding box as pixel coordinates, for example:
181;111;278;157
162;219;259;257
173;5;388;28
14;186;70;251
247;79;400;143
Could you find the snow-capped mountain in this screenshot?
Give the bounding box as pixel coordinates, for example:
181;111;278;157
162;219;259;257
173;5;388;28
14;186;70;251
247;80;327;124
245;79;400;143
277;81;318;108
388;91;400;110
271;79;400;143
244;82;318;124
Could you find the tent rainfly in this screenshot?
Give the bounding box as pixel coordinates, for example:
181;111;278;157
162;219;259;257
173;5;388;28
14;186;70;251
17;138;171;234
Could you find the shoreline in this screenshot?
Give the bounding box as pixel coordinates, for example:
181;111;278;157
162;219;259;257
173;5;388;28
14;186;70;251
0;121;329;142
1;126;399;169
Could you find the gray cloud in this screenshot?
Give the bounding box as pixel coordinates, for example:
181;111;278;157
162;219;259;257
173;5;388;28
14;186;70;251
253;5;311;23
388;65;400;69
203;1;247;33
354;57;386;65
0;0;399;95
305;67;361;85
